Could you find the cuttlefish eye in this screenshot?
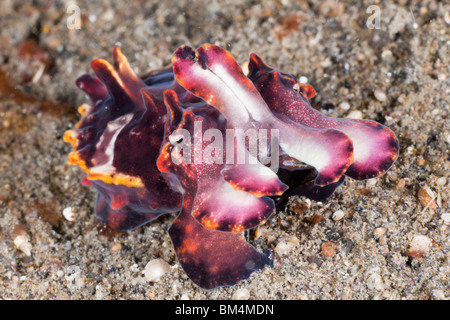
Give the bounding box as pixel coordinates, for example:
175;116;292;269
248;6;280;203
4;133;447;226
169;133;184;145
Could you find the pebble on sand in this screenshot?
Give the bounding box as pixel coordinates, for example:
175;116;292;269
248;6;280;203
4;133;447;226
374;89;387;102
332;210;345;221
373;227;387;238
180;293;190;300
232;288;250;300
346;110;363;119
274;235;300;256
299;76;308;84
338;102;350;111
144;259;171;282
62;207;76;221
409;235;432;258
14;234;32;256
418;186;436;209
111;243;122;254
321;241;337;257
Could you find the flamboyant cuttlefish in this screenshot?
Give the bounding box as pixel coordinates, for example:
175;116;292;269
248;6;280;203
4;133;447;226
64;44;398;289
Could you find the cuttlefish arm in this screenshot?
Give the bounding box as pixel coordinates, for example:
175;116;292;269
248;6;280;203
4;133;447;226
172;44;354;186
158;129;273;289
247;53;399;181
169;198;272;289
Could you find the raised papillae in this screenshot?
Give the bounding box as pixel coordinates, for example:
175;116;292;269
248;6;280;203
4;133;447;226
64;44;398;289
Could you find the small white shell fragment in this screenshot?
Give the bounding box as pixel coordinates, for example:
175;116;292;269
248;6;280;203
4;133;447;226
274;235;300;256
346;110;363;119
144;259;171;282
366;178;377;188
374;89;387;102
338;102;350;111
441;213;450;224
232;288;250;300
31;63;45;84
299;76;308;84
180;293;190;300
14;235;32;256
381;49;393;62
63;207;76;221
332;210;345;221
410;235;432;253
373;227;387;237
445;11;450;24
436;177;447;186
